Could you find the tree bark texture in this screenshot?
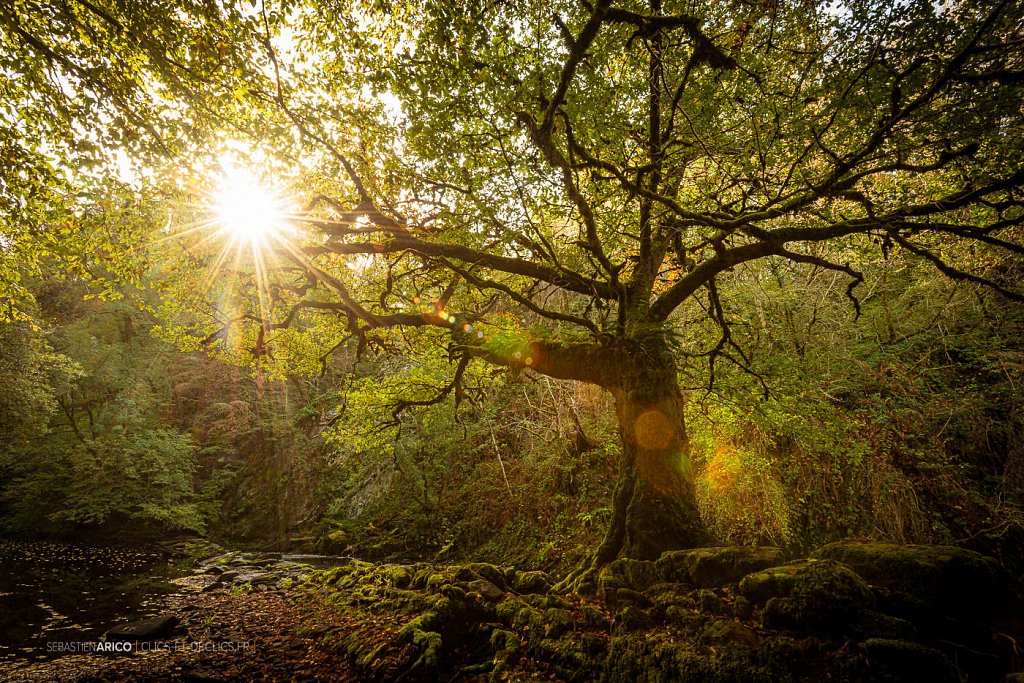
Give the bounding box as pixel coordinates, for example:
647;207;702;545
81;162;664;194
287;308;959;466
570;335;711;578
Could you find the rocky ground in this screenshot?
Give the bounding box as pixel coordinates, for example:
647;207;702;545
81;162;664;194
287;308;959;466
298;542;1024;682
4;542;1023;682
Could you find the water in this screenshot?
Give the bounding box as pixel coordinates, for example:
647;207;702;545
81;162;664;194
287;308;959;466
281;553;355;569
0;539;191;666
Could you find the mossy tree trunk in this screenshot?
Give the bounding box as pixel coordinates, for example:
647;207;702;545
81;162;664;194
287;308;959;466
557;337;711;592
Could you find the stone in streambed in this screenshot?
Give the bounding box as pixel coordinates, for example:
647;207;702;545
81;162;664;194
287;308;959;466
216;570;239;584
105;615;180;642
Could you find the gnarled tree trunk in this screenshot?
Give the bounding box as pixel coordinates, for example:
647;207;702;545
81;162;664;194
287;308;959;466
558;337;711;592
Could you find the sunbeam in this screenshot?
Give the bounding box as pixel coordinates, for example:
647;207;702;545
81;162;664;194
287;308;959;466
213;161;288;243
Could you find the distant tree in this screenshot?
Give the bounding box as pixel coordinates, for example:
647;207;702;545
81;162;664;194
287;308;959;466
4;0;1023;584
0;296;209;534
0;322;80;446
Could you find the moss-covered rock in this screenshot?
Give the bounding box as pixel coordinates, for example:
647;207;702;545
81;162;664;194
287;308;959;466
694;588;728;616
580;604;613;630
643;582;692;609
492;596;521;622
613;605;655;633
424;572;449;594
740;559;874;606
528;635;600;681
400;620;443;672
463;562;508;589
861;638;959;682
602;631;819;683
411;566;434;590
520;592;573;610
512;605;545;634
303;548;1021;682
664;605;704;630
512;570;552;594
813;541;1022;619
733;595;753;619
701;618;758;647
383;564;413;588
489;628;521;679
846;609;918;641
543;607;575;638
440;583;467;601
740;559;875;632
603;587;652;614
467;578;504;601
656;546;785;588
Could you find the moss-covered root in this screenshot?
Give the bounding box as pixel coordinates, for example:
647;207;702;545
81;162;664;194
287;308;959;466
488;628;522;681
553;563;600;596
398;611;445;673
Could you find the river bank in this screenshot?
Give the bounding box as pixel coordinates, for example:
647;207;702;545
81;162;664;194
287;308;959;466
3;588;356;682
0;544;357;682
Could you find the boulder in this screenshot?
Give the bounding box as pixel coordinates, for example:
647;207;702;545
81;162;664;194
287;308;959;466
812;541;1022;620
656;546;785;588
739;559;873;606
861;638;959;682
739;559;875;631
511;570;552;595
467;579;504;601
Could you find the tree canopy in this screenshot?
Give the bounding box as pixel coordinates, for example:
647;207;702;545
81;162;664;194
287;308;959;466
2;0;1023;575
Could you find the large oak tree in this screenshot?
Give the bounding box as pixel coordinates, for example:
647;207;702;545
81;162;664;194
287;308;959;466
4;0;1023;581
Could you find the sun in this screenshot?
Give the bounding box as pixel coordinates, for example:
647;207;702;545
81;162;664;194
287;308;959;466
213;162;287;242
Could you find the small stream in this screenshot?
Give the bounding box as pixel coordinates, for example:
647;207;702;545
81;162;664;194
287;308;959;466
0;540;193;666
0;539;355;670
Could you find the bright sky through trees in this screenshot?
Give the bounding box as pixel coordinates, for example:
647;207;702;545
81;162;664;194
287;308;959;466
212;160;288;244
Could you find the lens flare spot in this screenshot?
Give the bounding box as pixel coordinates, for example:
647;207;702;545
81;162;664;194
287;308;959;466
634;409;674;450
704;446;740;493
